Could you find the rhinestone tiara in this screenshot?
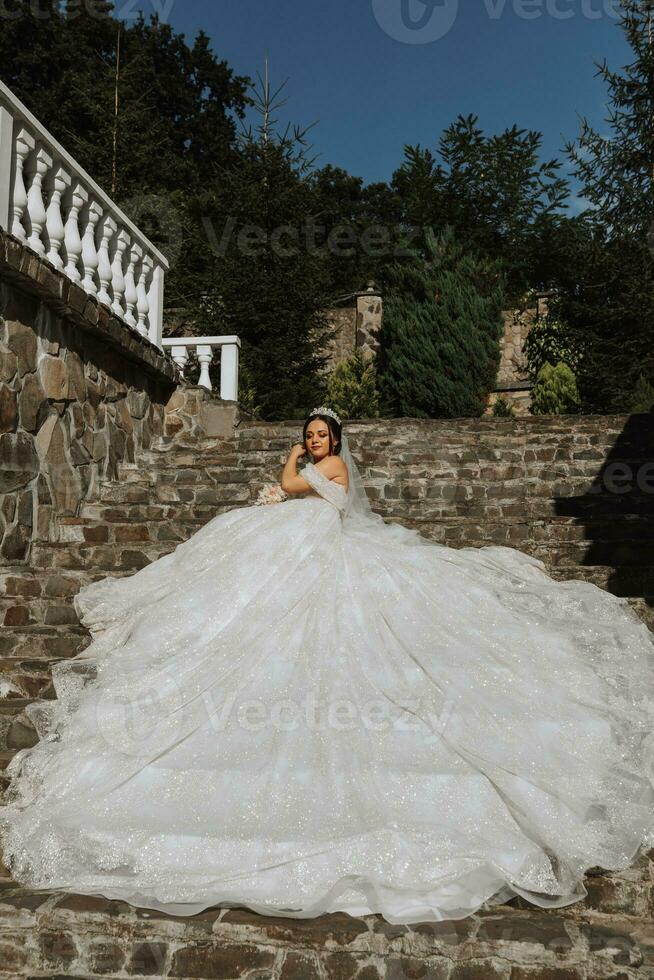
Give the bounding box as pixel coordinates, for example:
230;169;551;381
309;405;342;425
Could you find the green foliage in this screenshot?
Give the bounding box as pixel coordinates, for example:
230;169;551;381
523;315;582;378
390;115;570;301
627;374;654;414
565;1;654;239
531;362;581;415
195;72;332;420
558;2;654;411
325;348;380;420
377;229;505;418
492;397;515;418
0;0;250;315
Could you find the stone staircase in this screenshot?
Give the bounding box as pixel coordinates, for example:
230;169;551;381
1;413;653;978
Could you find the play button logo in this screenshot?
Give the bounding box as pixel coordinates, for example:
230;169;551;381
372;0;460;44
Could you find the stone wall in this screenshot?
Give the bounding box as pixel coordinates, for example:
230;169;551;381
322;288;548;417
0;230;178;565
1;410;653;978
487;293;554;416
322;287;383;371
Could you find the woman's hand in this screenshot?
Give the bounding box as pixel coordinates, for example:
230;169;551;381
289;442;307;459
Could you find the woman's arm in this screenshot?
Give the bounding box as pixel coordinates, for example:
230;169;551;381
281;445;312;494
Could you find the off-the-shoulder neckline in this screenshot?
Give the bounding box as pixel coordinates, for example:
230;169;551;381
305;461;348;494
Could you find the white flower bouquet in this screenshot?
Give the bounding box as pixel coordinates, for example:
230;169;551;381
255;483;288;506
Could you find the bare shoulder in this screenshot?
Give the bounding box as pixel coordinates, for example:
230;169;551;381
315;455;348;481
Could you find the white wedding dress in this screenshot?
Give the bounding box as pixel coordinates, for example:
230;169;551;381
1;434;653;925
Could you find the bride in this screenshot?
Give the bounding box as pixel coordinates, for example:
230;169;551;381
0;406;653;925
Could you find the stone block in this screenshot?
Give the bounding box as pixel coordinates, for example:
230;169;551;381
18;372;47;432
66;349;86;401
0;431;39;492
6;318;37;375
199;400;239;438
169;942;276;978
0;382;18;433
0;342;17;383
38;354;70;401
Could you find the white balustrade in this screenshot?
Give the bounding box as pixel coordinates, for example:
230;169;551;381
82;200;103;295
26;146;52;255
64;182;88;284
111;228;130;318
97;214;117;305
0;79;168;347
45;165;71;270
136;254;154;339
124;242;142;329
11;127;34;243
161;336;241;402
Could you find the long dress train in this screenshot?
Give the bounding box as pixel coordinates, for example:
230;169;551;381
0;444;653;924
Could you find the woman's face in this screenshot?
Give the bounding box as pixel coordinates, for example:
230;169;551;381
305;420;334;461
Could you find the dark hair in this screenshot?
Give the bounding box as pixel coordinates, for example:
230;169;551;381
303;413;342;458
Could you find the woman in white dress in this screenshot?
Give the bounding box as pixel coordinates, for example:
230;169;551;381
0;406;653;925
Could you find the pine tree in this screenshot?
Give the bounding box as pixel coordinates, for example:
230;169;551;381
531;362;580;415
559;0;654;410
194;68;332;420
391;116;570;302
628;373;654;413
326;348;380;420
377;230;505;418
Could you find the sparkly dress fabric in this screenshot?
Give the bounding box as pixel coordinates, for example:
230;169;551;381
1;447;654;925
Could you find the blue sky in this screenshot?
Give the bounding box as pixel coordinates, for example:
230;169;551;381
127;1;630;210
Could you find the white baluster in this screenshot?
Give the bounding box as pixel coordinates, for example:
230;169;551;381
97;214;117;307
124;242;142;329
197;345;213;391
45;165;71;269
136;254;153;338
11;128;35;243
221;341;240;402
111;228;130;317
63;182;88;283
81;200;103;296
26;145;53;255
171;344;189;377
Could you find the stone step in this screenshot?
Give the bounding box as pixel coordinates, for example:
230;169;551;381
627;597;654;630
51;519;211;547
549;563;654;597
1;861;652;979
0;659;56;701
0;596;78;628
0;567;133;599
0;859;654;980
30;542;175;573
79;502;226;524
384;495;654;522
98;481;252;506
0;697;49;753
0;626;90;661
526;541;654;568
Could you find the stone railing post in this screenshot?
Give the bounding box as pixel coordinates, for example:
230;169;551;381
0;104;14;232
161;336;241;401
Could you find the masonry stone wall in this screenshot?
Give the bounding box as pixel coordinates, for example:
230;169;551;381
0;231;178;565
323;288;383;371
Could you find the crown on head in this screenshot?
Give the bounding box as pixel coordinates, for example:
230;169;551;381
310;406;342;426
